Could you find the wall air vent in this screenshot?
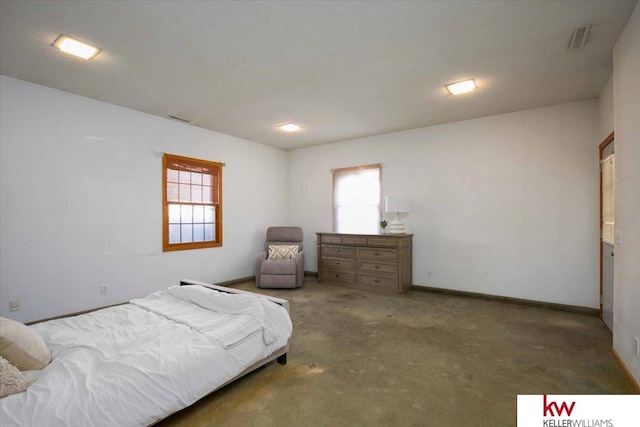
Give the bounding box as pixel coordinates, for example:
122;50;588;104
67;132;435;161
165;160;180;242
168;115;191;123
569;25;591;50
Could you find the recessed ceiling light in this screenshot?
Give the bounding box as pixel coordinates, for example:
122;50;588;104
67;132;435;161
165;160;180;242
278;123;302;132
53;34;101;60
445;79;477;95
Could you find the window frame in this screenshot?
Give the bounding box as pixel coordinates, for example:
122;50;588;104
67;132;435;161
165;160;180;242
332;163;382;234
162;153;223;252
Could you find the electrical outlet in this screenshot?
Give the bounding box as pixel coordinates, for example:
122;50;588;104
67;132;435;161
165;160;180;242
100;285;108;295
427;270;433;279
10;299;20;312
635;337;639;357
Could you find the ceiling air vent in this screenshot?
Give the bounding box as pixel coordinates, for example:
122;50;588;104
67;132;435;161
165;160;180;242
569;25;591;50
168;115;191;123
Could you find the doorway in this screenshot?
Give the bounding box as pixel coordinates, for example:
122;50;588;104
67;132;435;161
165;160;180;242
599;132;614;332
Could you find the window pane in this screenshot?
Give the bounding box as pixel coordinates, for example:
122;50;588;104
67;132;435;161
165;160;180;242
181;205;193;223
169;224;181;243
335;169;380;206
204;206;214;222
191;185;202;203
179;171;191;184
167;169;179;183
193;205;204;223
336;206;379;234
191;172;202;185
167;183;179;202
202;186;212;203
202;174;212;186
168;204;181;223
179;184;191;202
204;224;214;241
333;166;381;233
181;224;193;243
193;224;204;242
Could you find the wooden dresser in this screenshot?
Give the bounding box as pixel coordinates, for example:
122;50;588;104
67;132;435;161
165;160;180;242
316;232;413;295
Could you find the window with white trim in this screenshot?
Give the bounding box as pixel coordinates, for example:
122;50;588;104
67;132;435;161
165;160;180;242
332;164;381;234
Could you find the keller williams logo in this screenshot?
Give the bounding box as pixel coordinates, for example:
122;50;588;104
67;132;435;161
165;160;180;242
543;395;576;417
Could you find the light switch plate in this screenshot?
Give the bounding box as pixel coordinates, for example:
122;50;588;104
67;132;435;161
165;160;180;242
615;230;622;245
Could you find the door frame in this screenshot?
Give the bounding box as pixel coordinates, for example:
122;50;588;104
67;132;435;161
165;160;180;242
598;131;614;320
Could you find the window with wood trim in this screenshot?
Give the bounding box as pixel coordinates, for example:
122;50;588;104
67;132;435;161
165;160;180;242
163;153;222;251
332;164;381;234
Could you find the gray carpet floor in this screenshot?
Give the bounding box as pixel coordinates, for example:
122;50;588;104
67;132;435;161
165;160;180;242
158;277;635;426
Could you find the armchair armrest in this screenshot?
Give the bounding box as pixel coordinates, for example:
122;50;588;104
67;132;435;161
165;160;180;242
294;250;304;288
255;251;268;287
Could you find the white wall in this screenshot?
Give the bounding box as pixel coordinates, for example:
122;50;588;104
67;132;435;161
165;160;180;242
598;75;614;142
289;100;599;308
0;76;288;323
612;2;640;384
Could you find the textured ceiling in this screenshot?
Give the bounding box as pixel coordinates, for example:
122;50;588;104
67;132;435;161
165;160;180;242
0;1;636;149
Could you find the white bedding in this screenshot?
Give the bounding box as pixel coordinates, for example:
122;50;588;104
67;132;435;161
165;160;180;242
0;285;292;427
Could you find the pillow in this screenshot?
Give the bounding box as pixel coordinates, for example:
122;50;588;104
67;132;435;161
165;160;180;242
268;244;299;259
0;355;34;398
0;317;51;371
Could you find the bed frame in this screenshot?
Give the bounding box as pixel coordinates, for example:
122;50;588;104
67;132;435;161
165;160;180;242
178;280;289;385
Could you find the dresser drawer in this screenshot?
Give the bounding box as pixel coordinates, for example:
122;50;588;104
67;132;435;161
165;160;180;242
321;235;343;244
366;237;398;247
341;236;368;245
321;257;355;271
358;247;397;262
359;261;397;275
323;269;355;285
322;245;356;259
359;274;398;292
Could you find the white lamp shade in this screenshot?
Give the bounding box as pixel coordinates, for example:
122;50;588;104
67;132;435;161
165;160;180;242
385;195;409;213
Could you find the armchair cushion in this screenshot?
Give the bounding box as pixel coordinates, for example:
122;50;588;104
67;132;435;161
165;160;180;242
268;245;299;259
261;259;296;275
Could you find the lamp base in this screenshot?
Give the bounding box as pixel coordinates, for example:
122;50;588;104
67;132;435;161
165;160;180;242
387;213;406;235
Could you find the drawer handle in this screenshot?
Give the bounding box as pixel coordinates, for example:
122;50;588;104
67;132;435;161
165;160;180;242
335;273;340;278
374;279;380;283
335;261;341;265
374;251;380;255
335;249;341;252
374;265;380;269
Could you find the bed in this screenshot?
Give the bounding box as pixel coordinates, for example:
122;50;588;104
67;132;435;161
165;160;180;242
0;280;292;426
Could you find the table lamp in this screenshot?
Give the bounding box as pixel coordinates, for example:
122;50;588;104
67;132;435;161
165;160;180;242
385;195;409;234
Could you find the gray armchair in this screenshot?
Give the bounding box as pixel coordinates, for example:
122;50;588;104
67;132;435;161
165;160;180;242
255;226;304;289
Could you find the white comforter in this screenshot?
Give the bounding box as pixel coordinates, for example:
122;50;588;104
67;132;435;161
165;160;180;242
0;285;292;427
